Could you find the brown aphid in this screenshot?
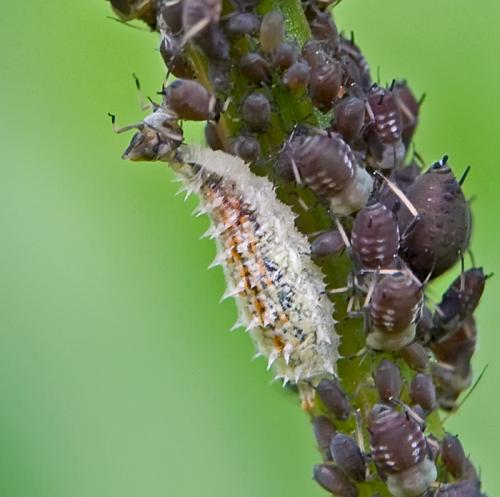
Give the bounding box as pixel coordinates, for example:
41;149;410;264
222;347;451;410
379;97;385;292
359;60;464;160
239;53;271;84
301;40;330;70
330;433;366;482
399;342;429;371
379;160;422;213
182;0;221;35
273;42;298;70
351;201;400;270
291;133;373;215
366;84;405;169
159;0;183;34
309;59;343;112
259;11;284;53
434;268;486;331
332;95;366;144
110;0;158;29
159;36;195;79
435;479;482;497
410;373;436;412
225;12;260;37
441;433;467;479
374;359;402;402
431;362;473;412
204;122;223;151
369;405;437;497
241;92;271;132
316;378;351;420
398;157;472;280
339;34;371;89
312;415;336;461
311;230;345;258
283;61;311;90
163;79;214;121
367;272;423;351
313;464;358;497
393;80;420;148
232;135;260;163
309;9;339;50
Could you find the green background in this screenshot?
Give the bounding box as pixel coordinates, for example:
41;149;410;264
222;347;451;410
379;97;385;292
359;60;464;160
0;1;498;495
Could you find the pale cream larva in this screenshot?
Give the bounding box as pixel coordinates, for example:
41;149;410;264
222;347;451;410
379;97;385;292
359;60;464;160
170;145;339;395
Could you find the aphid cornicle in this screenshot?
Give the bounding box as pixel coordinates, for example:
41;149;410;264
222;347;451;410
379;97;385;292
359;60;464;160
313;464;358;497
316;378;351;420
239;53;271;84
351;201;400;270
163;79;215;121
332;95;366;145
374;359;403;402
232;135;261;163
309;59;343;112
434;479;482;497
241;92;271;132
312;415;336;461
398;157;472;280
440;433;467;479
259;11;284;53
282;61;311;90
311;230;345;259
409;373;436;412
291;133;373;215
330;433;366;482
434;268;486;331
367;272;423;351
366;85;406;170
369;405;437;497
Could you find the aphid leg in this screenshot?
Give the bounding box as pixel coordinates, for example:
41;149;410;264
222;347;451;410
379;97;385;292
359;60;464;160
391;398;426;427
374;170;419;219
108;112;143;134
132;73;155;111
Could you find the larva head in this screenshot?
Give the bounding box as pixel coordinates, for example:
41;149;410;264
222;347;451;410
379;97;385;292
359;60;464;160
282;61;311;90
309;59;343;112
398;157;472;280
316;378;351;420
311;229;345;258
239;53;271;84
434;268;486;331
259;11;284;53
330;433;366;482
224;12;261;37
313;464;359;497
399;342;429;371
435;479;482;497
368;272;422;351
312;415;336;461
440;433;467;480
232;135;261;163
393;80;420;148
339;35;371;89
163;79;214;121
332;95;366;144
242;92;271;132
409;373;436;412
110;0;157;28
351;201;400;270
373;359;403;402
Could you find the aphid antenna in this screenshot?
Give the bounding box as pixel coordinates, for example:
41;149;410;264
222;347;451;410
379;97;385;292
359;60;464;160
354;409;366;454
373;170;419;218
442;364;489;423
458;165;471;186
467;249;477;268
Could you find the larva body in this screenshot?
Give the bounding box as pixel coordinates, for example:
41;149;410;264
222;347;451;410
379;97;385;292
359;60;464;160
171;146;339;386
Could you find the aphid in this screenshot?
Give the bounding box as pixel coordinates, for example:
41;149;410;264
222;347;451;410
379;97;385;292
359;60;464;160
398;342;429;371
330;433;366;482
311;230;345;259
239;53;271;84
369;404;437;497
301;40;330;70
159;35;196;79
242;92;271;132
182;0;221;37
316;378;351;420
158;145;339;391
332;95;366;145
409;373;436;412
208;60;231;92
290;133;373;215
366;84;405;170
259;11;284;53
434;268;486;331
309;59;343;112
379;160;422;213
374;359;403;402
398;157;472;280
159;0;183;34
367;272;423;351
110;0;157;29
196;25;231;60
440;433;467;479
204;122;223;151
110;107;183;161
351;201;400;270
273;42;298;70
393;80;420;148
282;61;311;90
415;306;434;345
225;12;261;37
339;34;371;89
312;415;336;461
434;479;482;497
232;135;261;163
313;464;358;497
308;9;339;50
163;79;215;121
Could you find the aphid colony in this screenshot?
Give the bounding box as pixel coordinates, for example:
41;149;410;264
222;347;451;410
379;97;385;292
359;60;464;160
107;0;488;495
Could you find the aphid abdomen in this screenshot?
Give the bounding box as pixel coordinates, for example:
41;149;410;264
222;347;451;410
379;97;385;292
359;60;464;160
172;146;339;386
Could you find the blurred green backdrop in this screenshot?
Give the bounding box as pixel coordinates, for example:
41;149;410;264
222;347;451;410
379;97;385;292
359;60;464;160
0;1;499;496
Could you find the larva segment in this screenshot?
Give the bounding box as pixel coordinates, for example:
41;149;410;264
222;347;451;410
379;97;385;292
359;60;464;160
172;146;339;387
